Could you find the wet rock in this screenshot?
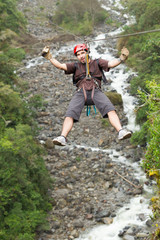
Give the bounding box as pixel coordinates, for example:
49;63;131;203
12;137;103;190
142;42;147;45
146;218;153;227
126;74;135;83
95;210;111;219
138;213;146;221
102;217;113;224
118;226;130;237
136;232;149;238
123;235;135;240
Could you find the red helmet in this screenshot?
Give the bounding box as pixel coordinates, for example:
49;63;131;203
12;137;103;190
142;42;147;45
74;44;88;55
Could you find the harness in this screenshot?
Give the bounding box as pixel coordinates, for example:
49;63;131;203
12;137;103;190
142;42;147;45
72;59;108;86
73;58;108;116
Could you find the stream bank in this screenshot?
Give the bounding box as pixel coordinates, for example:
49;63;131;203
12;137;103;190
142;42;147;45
17;0;154;239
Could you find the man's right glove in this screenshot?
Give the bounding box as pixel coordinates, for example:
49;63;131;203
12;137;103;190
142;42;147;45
41;46;52;60
120;47;129;62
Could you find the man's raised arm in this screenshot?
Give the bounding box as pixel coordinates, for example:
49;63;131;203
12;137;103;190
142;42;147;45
42;46;67;71
108;47;129;68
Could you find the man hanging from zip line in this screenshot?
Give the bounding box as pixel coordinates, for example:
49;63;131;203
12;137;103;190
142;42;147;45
42;44;132;146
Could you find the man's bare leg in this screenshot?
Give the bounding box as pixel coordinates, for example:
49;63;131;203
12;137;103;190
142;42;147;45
108;110;132;140
53;117;74;146
108;110;122;132
61;117;74;138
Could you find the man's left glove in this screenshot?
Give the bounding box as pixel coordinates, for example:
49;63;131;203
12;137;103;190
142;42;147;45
41;46;52;60
120;47;129;62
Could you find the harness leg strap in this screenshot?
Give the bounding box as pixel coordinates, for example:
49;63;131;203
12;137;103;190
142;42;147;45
91;85;95;102
82;84;87;102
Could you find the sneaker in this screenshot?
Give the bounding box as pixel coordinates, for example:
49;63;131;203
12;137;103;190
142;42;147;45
53;136;67;146
118;128;132;140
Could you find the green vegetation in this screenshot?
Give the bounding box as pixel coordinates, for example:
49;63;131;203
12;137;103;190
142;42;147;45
0;0;26;32
105;92;123;106
101;118;109;128
0;0;52;239
0;125;52;240
120;0;160;238
139;81;160;170
52;0;109;35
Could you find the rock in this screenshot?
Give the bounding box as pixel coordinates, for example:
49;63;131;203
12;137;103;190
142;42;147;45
45;138;54;149
73;220;84;228
55;189;70;198
70;229;79;238
86;214;93;220
105;92;123;105
133;188;143;195
136;232;149;238
138;213;146;221
123;235;135;240
95;210;111;219
38;111;50;116
52;220;61;229
57;199;67;208
146;219;153;227
102;217;113;224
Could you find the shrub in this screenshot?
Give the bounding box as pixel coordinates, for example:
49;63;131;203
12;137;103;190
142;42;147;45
0;124;52;240
6;48;26;62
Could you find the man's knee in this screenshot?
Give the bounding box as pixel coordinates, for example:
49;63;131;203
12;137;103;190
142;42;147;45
108;110;116;115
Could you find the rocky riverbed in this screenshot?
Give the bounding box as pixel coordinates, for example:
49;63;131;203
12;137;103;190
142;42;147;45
17;0;154;239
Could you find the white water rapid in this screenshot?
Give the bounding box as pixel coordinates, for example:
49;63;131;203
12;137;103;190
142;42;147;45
73;1;153;240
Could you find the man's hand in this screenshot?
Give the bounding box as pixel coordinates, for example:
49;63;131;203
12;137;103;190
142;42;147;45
120;47;129;62
42;46;52;60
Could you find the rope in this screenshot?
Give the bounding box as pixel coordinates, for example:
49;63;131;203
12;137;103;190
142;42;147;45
52;23;160;43
21;28;160;50
52;23;84;42
87;28;160;43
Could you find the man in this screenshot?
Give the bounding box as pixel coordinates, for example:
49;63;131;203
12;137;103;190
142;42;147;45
42;44;132;146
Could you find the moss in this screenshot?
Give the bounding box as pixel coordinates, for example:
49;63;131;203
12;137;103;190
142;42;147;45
105;92;123;106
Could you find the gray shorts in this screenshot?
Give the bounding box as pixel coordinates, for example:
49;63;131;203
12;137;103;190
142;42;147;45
65;88;115;122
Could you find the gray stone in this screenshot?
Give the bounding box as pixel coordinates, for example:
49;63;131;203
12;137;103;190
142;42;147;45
123;235;135;240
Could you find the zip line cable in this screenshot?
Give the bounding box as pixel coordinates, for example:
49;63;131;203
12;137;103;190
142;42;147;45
52;22;84;42
22;27;160;50
16;27;160;71
87;28;160;43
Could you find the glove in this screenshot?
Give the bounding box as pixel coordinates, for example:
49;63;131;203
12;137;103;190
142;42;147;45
120;47;129;62
41;46;52;60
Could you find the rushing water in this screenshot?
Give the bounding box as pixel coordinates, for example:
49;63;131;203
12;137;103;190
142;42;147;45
73;1;152;240
75;197;151;240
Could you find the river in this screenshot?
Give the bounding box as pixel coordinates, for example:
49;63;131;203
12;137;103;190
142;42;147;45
74;0;153;239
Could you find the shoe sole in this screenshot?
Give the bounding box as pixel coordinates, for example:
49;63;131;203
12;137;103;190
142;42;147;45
53;139;66;146
118;132;132;140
